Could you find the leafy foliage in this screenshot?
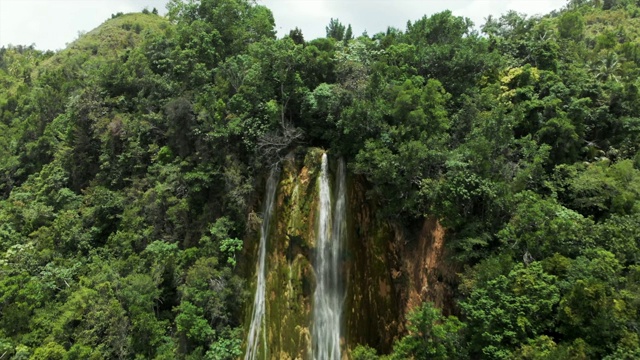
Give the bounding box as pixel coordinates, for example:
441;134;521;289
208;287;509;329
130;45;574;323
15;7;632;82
3;0;640;358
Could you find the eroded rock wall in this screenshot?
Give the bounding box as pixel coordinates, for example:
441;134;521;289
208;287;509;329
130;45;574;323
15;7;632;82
343;177;402;354
243;148;458;359
264;149;323;359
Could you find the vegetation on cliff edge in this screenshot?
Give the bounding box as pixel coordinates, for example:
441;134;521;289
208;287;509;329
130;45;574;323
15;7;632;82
2;0;640;358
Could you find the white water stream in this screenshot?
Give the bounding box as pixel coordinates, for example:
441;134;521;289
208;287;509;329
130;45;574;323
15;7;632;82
312;154;346;360
245;168;279;360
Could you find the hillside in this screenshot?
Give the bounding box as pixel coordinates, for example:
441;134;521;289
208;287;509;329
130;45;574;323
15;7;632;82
2;0;640;359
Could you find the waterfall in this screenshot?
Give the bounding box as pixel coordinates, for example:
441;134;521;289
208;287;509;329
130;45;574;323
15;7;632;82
245;168;279;360
312;154;346;360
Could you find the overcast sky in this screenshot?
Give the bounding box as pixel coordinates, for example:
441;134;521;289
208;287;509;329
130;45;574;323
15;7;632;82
0;0;566;51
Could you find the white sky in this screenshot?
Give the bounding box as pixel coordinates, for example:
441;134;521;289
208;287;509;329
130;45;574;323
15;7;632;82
0;0;566;51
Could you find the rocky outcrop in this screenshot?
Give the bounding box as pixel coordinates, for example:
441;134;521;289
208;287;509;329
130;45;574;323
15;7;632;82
400;218;457;317
242;148;458;359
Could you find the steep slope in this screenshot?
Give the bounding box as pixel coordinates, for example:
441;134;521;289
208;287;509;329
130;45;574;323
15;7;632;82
39;13;171;71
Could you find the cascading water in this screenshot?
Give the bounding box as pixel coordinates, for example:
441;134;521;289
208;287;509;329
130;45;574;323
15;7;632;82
245;168;279;360
312;154;346;360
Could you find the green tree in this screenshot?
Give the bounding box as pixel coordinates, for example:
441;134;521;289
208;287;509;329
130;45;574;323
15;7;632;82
498;192;595;260
391;302;467;360
326;18;346;41
461;262;560;359
288;27;305;45
558;11;585;41
554;250;632;357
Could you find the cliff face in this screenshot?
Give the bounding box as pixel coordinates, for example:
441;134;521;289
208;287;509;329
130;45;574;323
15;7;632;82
400;218;457;317
263;149;322;359
343;179;458;354
243;148;457;359
343;176;402;353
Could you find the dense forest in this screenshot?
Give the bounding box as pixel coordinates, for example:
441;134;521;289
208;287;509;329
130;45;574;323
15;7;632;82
2;0;640;358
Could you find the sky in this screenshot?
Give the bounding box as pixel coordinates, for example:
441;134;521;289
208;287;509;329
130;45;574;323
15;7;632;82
0;0;566;51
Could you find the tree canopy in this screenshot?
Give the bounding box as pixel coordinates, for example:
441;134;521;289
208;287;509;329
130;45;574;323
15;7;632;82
3;0;640;358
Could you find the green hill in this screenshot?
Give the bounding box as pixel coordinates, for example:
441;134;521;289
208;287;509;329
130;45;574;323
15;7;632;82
45;13;169;61
1;0;640;359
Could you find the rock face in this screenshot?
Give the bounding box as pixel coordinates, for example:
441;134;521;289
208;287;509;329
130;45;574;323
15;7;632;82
343;176;402;354
400;218;457;318
242;148;457;359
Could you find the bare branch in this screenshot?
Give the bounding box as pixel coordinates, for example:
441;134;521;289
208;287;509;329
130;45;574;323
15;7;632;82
257;121;304;167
